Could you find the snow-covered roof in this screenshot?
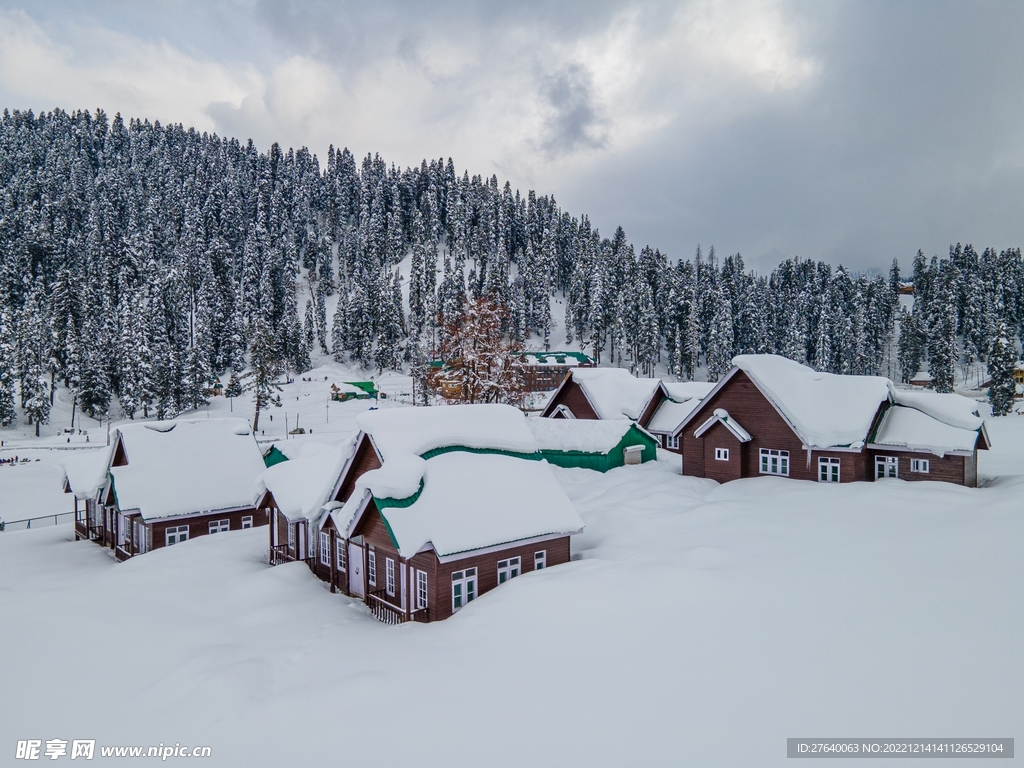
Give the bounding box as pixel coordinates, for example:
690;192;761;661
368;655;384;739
526;418;634;453
872;405;981;457
340;452;583;559
357;404;536;460
732;355;892;448
60;448;112;500
694;408;752;443
0;463;70;523
570;368;661;420
663;381;716;402
110;418;266;521
258;441;353;522
648;398;704;433
890;390;984;432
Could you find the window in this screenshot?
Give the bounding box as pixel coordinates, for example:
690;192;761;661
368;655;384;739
534;550;547;570
497;557;521;584
715;447;730;461
319;532;330;566
759;448;790;476
209;519;230;534
911;458;930;473
416;570;428;609
166;525;189;546
287;524;295;549
451;568;477;611
818;457;840;483
666;435;680;450
241;515;253;529
368;550;377;586
385;558;396;596
657;434;665;447
336;538;346;571
875;456;898;479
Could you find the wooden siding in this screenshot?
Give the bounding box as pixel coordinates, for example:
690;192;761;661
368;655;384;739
431;536;571;621
866;450;967;485
345;502;572;622
682;370;870;483
148;507;267;552
637;389;665;429
700;422;743;483
337;434;382;502
541;379;599;420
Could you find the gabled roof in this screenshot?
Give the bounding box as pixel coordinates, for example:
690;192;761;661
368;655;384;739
645;381;715;433
109;418;266;521
694;408;752;443
675;354;989;454
870;405;983;457
545;368;661;420
337;451;584;559
254;440;354;522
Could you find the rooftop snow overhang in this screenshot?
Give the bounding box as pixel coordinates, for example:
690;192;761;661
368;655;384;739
693;408;752;443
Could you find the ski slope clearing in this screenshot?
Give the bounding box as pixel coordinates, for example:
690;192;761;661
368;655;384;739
1;441;1022;766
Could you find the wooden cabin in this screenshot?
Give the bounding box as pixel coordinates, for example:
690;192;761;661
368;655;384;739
517;351;594;392
674;355;990;487
91;418;271;560
319;450;582;623
265;403;592;622
541;368;661;421
640;381;715;454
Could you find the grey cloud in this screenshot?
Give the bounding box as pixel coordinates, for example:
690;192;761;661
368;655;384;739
539;64;608;157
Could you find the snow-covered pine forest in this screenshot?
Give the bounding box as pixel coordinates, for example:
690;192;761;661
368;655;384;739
1;107;1022;428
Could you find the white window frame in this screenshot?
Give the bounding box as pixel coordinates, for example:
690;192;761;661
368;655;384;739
287;524;295;549
497;556;521;584
368;550;377;586
875;456;898;479
385;557;396;596
451;567;477;611
911;458;930;474
416;570;428;610
209;519;230;534
241;515;253;529
714;447;729;461
166;525;189;546
759;448;790;476
319;532;330;566
666;435;680;450
818;457;840;483
336;538;346;572
534;550;547;570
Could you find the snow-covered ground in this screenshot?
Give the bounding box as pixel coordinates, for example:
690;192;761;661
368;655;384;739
1;420;1022;766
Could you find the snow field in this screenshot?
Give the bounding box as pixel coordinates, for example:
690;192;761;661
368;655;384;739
1;422;1023;766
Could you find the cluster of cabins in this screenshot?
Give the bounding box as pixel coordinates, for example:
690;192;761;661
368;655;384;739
70;354;991;623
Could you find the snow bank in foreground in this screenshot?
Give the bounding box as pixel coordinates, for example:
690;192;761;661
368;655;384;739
2;426;1022;766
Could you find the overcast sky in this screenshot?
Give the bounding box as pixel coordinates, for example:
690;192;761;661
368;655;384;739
2;0;1022;274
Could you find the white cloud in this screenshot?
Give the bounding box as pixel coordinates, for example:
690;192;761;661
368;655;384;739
0;8;260;131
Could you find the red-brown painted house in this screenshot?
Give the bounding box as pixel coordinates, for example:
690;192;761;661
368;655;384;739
541;367;661;421
94;418;271;560
674;355;990;486
269;404;585;623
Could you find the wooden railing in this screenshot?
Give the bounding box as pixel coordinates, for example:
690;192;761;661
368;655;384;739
367;589;430;624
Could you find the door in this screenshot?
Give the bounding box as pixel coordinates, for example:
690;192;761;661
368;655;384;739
875;456;898;479
348;544;365;597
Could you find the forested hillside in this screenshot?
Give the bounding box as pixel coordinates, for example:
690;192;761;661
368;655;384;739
0;108;1021;426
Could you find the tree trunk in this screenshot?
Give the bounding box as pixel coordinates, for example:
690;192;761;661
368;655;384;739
253;404;261;433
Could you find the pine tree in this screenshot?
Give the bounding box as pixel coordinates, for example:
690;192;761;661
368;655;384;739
987;322;1017;416
0;311;17;426
249;313;280;433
